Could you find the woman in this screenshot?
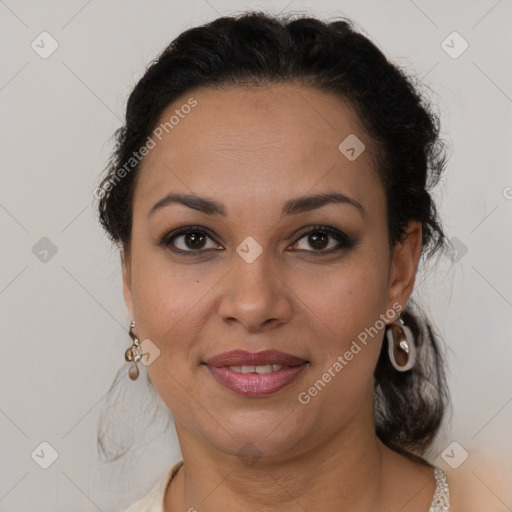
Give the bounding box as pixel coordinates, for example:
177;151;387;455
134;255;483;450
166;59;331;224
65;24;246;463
96;11;453;512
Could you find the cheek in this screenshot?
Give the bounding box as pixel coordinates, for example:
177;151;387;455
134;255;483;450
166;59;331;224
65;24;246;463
132;270;202;351
300;255;389;377
129;255;207;411
307;253;388;329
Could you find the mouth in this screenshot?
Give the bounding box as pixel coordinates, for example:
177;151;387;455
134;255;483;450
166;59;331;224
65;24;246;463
202;349;310;397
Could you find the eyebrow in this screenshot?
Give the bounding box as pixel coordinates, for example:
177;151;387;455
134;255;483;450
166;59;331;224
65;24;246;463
148;191;366;218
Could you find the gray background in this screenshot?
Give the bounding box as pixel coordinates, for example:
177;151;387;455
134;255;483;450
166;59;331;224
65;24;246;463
1;0;511;510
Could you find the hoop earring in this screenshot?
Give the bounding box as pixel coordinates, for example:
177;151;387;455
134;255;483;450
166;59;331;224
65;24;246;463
385;315;416;372
124;320;142;380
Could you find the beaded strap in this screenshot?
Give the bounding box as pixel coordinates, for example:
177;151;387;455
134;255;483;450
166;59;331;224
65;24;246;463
429;467;450;511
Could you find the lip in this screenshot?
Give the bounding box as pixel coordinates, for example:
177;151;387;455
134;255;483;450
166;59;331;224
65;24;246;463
203;350;309;397
204;349;308;367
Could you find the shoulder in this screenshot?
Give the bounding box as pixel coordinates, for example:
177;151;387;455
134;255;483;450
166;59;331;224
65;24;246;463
439;462;499;512
118;460;184;512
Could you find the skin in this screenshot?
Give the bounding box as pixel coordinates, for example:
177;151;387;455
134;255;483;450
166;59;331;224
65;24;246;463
122;83;437;511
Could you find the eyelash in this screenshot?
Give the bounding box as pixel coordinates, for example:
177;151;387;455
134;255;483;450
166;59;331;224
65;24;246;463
158;225;356;256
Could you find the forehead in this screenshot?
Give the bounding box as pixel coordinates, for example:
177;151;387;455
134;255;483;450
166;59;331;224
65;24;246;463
134;83;384;216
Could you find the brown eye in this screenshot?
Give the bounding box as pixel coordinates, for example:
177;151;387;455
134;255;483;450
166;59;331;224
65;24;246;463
159;224;355;256
306;231;330;250
160;226;221;254
180;232;207;250
291;226;354;254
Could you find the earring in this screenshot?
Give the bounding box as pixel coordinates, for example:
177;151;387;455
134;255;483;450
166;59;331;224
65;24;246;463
124;320;142;380
385;315;416;372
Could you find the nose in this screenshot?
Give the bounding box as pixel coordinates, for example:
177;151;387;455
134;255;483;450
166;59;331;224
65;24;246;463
217;249;293;334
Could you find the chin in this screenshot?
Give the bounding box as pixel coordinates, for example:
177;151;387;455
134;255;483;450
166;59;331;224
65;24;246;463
203;413;306;460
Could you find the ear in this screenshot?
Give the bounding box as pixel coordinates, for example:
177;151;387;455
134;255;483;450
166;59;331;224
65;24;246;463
386;220;423;318
121;247;135;320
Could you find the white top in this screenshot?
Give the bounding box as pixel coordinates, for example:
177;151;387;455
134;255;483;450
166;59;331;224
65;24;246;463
120;461;450;512
121;460;183;512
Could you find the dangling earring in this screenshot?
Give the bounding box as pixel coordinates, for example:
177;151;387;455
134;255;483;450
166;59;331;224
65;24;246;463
124;320;142;380
385;315;416;372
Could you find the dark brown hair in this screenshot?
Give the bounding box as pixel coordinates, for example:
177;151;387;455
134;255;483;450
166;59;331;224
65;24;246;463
96;11;451;465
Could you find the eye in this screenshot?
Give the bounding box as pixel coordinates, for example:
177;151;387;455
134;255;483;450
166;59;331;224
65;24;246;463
159;226;221;254
159;224;355;256
290;225;355;254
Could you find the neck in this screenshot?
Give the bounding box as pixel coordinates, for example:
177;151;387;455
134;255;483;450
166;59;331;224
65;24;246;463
165;417;392;511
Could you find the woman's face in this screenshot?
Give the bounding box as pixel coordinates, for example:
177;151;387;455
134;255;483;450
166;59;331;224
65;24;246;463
123;83;421;460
